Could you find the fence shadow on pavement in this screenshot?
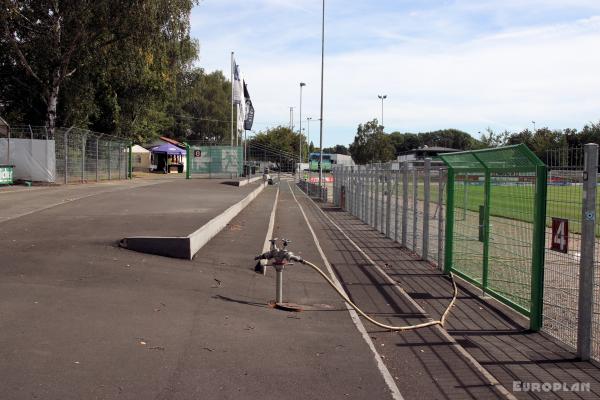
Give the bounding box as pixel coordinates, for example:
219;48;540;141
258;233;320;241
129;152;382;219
318;204;600;398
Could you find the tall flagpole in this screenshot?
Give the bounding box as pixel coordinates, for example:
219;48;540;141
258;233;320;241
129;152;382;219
230;51;234;147
318;0;325;198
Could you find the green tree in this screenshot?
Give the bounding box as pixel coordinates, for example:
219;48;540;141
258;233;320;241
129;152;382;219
349;119;395;164
166;69;231;143
479;128;508;148
389;132;421;154
322;144;349;155
0;0;198;139
250;125;307;161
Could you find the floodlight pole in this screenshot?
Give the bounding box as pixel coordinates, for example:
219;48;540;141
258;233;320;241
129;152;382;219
318;0;325;197
378;94;387;127
299;82;306;180
231;52;234;147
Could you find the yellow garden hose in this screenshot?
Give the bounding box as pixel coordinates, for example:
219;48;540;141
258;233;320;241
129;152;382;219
301;259;458;331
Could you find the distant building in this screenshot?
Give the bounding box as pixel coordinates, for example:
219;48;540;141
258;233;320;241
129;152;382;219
397;146;460;163
329;153;354;166
126;145;151;171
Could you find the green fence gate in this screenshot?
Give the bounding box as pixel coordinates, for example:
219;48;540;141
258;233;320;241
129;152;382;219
186;145;243;178
440;144;547;330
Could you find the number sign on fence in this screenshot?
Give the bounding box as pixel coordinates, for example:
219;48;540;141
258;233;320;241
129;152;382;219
551;217;569;253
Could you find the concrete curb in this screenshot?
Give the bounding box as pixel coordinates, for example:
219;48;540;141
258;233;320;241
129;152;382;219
120;181;267;259
236;176;263;187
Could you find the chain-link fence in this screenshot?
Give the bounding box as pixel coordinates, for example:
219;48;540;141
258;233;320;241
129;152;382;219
6;125;129;183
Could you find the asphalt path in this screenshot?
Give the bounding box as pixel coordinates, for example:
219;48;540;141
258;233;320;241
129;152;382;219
0;176;519;399
0;178;393;399
289;182;506;399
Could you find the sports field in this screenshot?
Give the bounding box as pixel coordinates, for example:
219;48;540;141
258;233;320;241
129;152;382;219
417;181;594;234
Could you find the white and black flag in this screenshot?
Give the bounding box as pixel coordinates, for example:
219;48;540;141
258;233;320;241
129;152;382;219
233;62;244;105
243;81;254;131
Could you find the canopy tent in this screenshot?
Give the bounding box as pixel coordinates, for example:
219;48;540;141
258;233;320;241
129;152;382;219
150;143;186;155
126;144;151;154
150;143;186;173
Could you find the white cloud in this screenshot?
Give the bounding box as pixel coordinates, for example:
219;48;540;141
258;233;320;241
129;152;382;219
190;2;600;146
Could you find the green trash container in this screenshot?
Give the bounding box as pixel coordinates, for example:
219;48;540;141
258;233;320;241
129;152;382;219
0;165;14;185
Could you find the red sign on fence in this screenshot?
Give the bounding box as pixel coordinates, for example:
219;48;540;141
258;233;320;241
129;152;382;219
551;218;569;253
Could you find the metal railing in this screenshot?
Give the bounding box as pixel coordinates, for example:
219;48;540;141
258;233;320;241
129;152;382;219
334;147;600;361
544;144;599;361
333;160;446;268
297;179;328;202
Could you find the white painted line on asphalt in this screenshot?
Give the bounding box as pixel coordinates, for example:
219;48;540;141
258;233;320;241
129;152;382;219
297;186;517;400
258;186;280;271
288;181;404;400
0;180;167;224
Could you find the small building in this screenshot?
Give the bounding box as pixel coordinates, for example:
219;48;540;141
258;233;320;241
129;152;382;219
397;146;460;163
127;145;151;171
330;153;354;166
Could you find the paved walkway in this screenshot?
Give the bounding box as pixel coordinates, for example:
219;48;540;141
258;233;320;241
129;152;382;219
315;200;600;399
0;177;261;236
2;175;597;399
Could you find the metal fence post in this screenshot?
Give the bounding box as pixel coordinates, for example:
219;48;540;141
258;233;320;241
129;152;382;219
577;143;597;359
463;172;468;221
186;143;191;179
95;137;100;182
482;168;492;295
394;169;400;242
118;142;122;180
129;141;133;179
380;166;386;232
356;166;360;218
422;158;431;260
64;130;68;184
529;161;547;332
412;166;418;251
352;166;357;215
81;134;86;182
402;161;408;247
361;165;369;222
437;169;445;269
350;166;353;211
444;168;455;274
368;165;373;226
374;165;380;230
108;140;112;180
386;165;392;238
371;165;376;228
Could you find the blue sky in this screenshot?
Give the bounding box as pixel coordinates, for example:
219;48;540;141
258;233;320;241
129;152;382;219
190;0;600;147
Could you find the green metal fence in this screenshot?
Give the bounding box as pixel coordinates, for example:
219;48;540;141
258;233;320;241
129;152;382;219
187;145;243;178
440;144;547;331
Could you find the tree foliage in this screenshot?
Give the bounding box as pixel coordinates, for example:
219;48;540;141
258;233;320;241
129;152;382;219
388;129;482;154
0;0;200;141
165;69;232;143
322;144;349;155
249;125;308;161
479;122;600;163
349;119;395;164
